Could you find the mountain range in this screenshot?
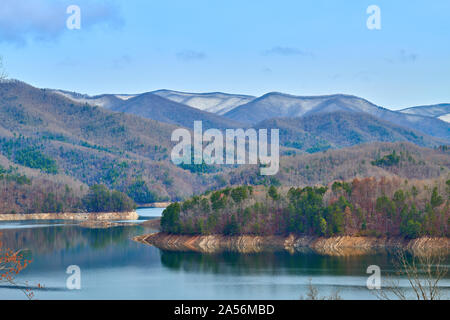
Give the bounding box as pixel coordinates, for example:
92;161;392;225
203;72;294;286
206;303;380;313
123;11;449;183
256;111;446;153
108;92;244;129
50;86;450;143
224;92;450;140
152;89;255;115
0;80;206;200
0;79;448;204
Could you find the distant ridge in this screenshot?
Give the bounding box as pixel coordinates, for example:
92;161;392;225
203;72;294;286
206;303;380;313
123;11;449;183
256;111;446;152
400;103;450;123
152;89;255;115
49;89;132;110
26;84;450;141
50;88;246;129
109;92;246;129
223;92;450;141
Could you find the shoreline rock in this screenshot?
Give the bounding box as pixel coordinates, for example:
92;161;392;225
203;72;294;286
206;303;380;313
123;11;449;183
0;211;138;221
134;232;450;256
78;220;139;229
137;202;171;208
140;218;161;230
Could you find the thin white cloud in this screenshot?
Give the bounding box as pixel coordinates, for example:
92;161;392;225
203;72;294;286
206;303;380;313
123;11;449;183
57;57;80;67
112;54;132;68
399;49;418;63
263;46;314;57
354;70;374;83
176;50;206;61
385;49;418;64
262;67;273;74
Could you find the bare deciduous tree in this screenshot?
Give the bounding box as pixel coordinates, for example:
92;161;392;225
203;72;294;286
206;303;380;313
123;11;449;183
375;250;448;300
300;279;342;300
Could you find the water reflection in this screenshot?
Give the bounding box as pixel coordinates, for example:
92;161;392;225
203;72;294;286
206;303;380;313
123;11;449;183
159;250;397;277
0;211;448;300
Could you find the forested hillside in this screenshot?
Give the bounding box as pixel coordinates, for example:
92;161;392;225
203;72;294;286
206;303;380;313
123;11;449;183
0;163;135;214
256;112;445;154
225;142;450;187
0;80;213;202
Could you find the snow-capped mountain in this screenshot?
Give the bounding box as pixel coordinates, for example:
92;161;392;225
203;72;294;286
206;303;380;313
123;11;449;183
400;103;450;123
223;92;450;141
45;87;449;142
152;90;255;115
109;92;245;129
49;89;136;110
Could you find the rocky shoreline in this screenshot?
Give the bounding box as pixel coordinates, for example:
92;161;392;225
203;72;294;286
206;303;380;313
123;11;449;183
140;218;162;229
137;202;171;208
134;232;450;256
0;211;139;221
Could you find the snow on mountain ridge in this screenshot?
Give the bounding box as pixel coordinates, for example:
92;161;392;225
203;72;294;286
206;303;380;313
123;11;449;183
51;90;111;108
50;90;135;109
438;114;450;123
152;89;255;115
223;92;450;141
400;104;450;123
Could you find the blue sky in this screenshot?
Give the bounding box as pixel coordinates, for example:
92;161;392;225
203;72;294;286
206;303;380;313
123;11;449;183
0;0;449;109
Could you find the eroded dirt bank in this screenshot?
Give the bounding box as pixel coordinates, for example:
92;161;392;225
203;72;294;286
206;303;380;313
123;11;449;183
0;211;138;221
134;233;450;256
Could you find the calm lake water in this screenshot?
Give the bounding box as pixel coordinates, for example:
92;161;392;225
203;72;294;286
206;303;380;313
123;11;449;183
0;208;448;300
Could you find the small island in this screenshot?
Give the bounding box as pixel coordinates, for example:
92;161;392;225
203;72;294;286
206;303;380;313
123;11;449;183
136;177;450;255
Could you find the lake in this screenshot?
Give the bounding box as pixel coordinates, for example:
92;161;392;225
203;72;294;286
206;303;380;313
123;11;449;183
0;208;448;300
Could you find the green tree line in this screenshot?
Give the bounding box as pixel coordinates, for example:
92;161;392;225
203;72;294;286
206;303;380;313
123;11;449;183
160;178;449;238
